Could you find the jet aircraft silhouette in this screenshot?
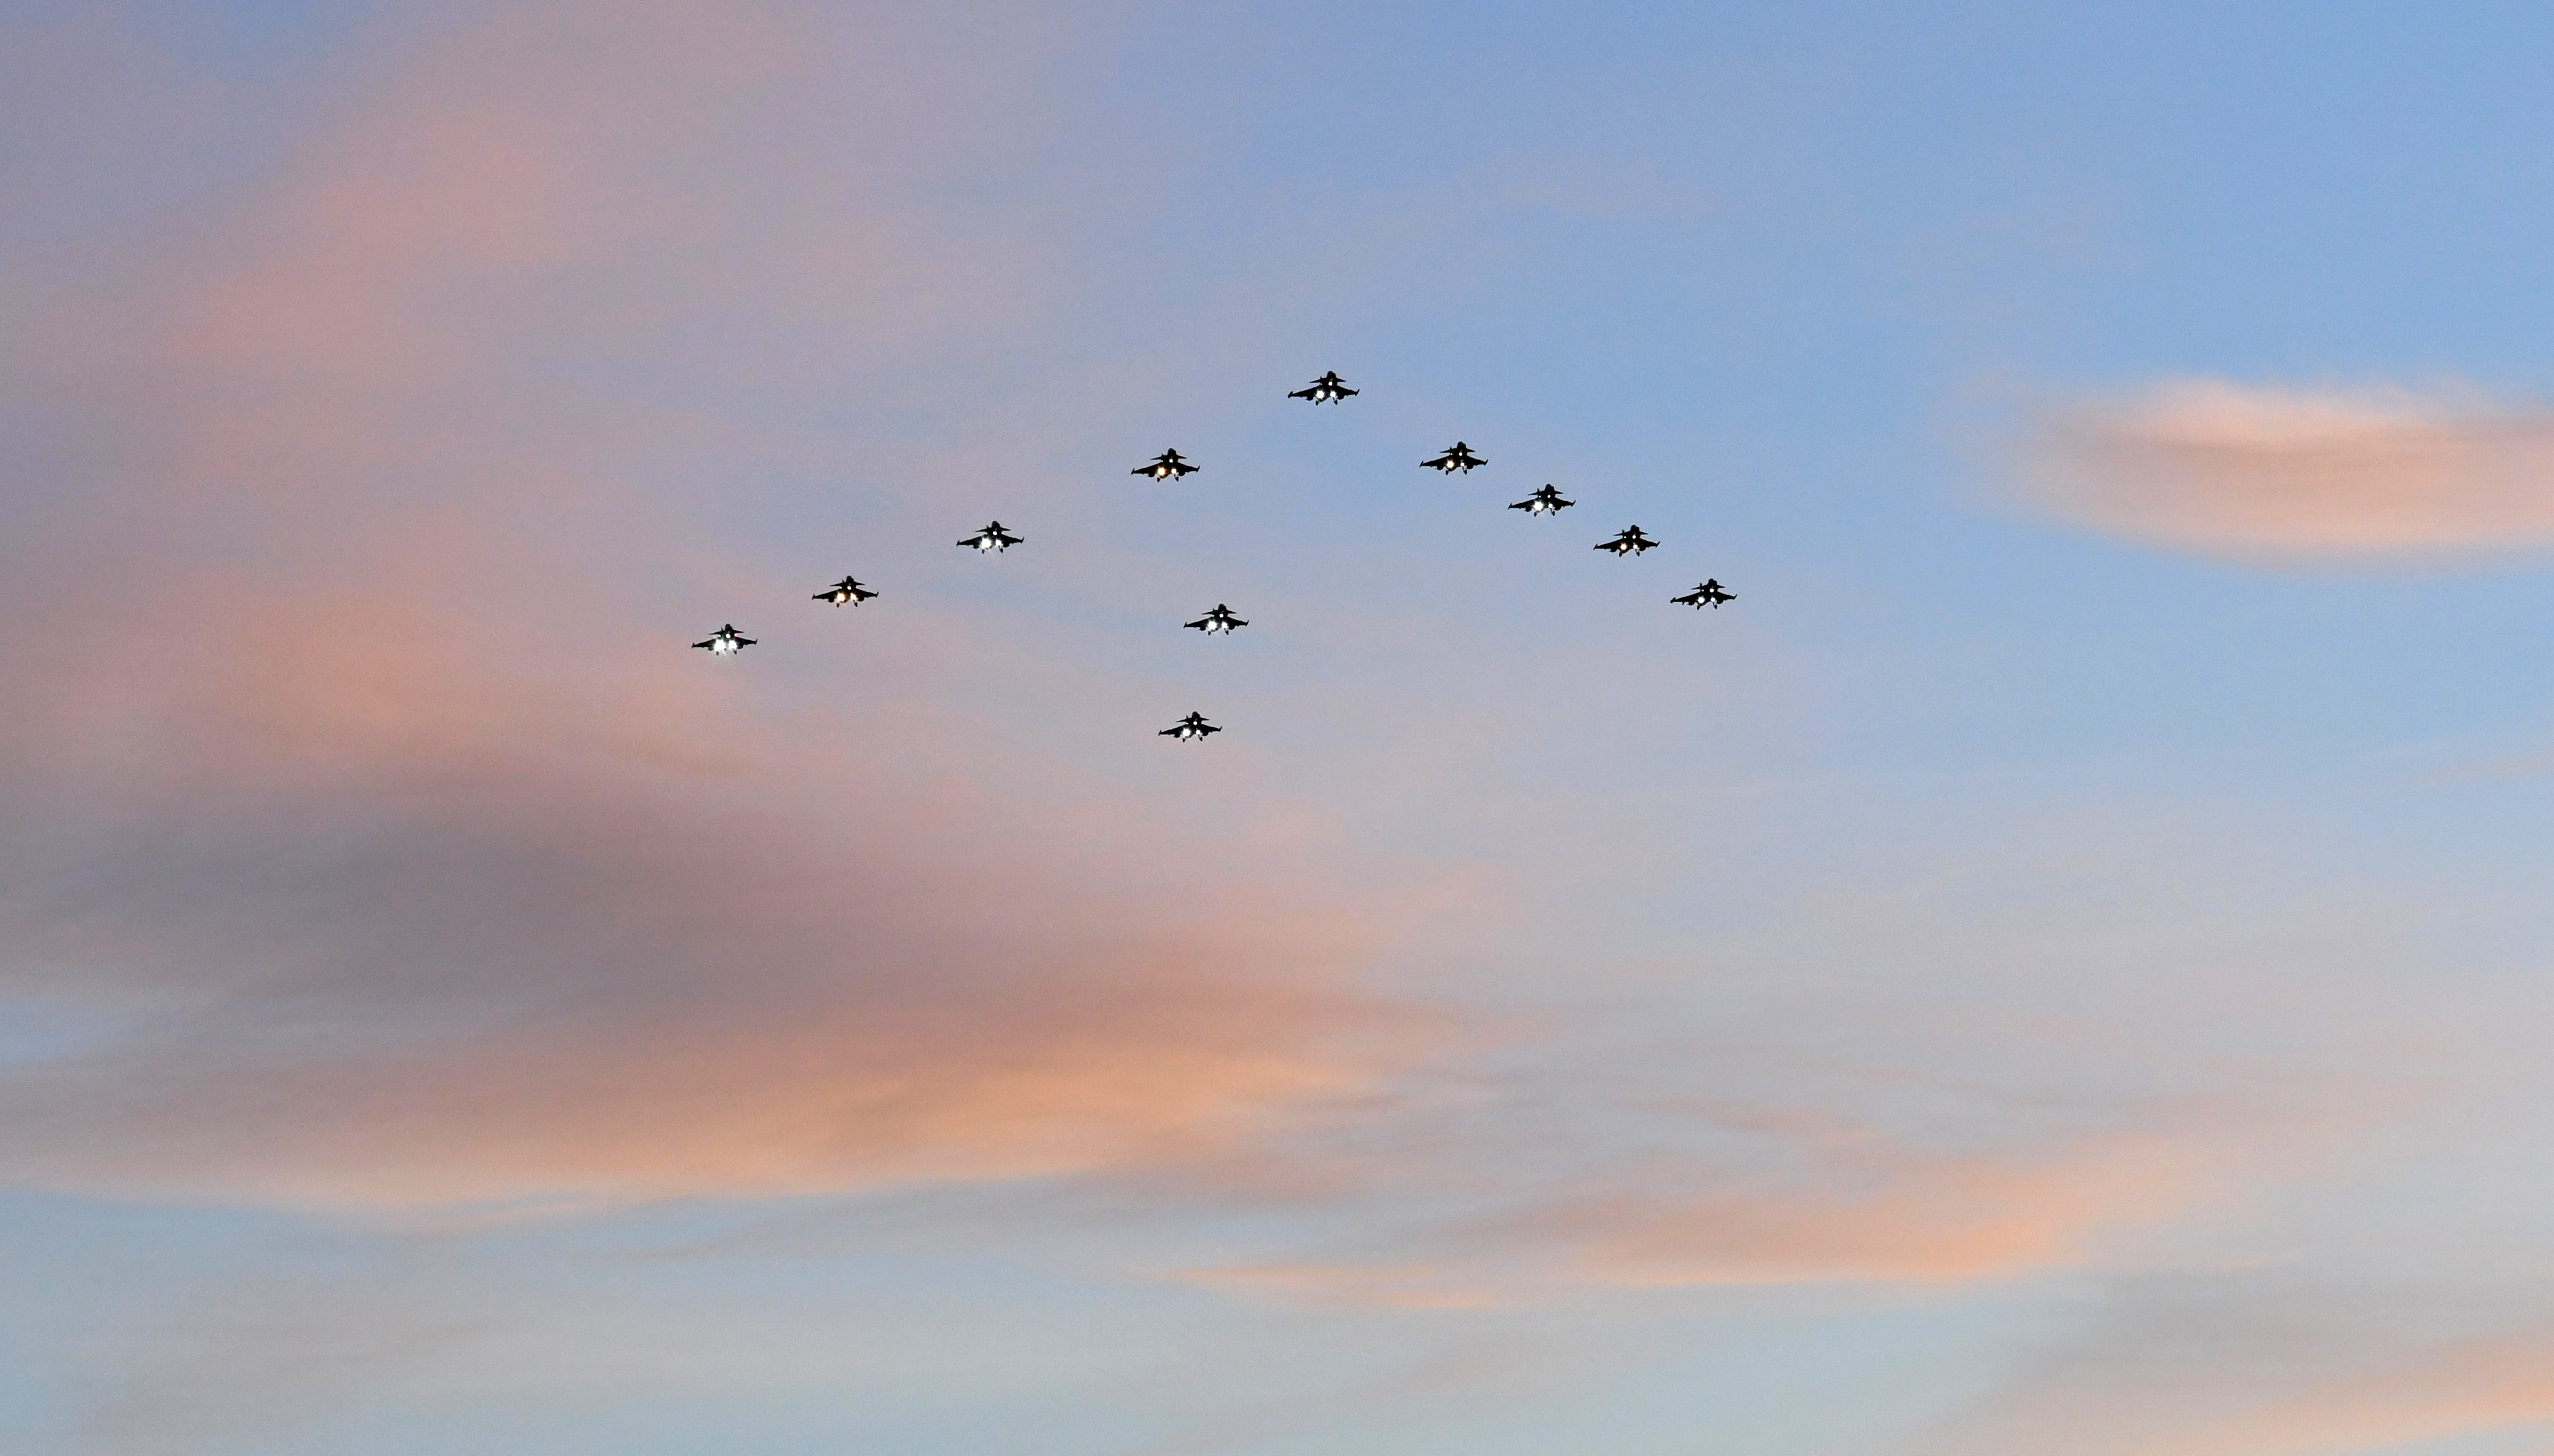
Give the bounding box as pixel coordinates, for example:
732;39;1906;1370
1596;526;1660;556
1673;579;1735;609
1509;485;1573;516
1185;604;1248;635
1422;442;1488;474
1288;371;1358;404
812;576;878;606
957;521;1023;553
693;624;755;656
1160;711;1221;742
1134;449;1198;480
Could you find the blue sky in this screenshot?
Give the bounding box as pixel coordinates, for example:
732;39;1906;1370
9;2;2554;1454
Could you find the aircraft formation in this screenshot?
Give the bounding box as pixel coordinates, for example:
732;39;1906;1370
693;371;1737;741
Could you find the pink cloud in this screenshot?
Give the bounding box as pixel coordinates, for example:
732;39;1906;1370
1168;1261;1506;1311
1909;1274;2554;1456
1534;1129;2216;1288
0;562;1448;1210
2017;378;2554;560
2185;1338;2554;1456
1167;1103;2244;1309
0;0;1448;1214
0;2;2296;1317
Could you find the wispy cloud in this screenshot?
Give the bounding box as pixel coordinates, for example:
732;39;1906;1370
1913;1273;2554;1456
1166;1260;1507;1311
1523;1127;2218;1288
6;4;2519;1448
2016;377;2554;561
0;0;1446;1215
0;567;1443;1212
1166;1109;2236;1312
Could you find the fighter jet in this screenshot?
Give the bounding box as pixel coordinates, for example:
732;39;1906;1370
1288;371;1358;404
1595;526;1660;556
812;575;878;607
1673;579;1736;609
1133;449;1199;481
693;624;755;656
957;521;1023;553
1160;711;1221;742
1422;442;1488;474
1185;604;1248;635
1509;485;1573;516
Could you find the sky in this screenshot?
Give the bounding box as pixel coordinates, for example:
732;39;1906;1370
7;1;2554;1452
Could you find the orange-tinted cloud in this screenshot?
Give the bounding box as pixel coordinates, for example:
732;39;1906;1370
1168;1105;2237;1309
1168;1261;1505;1311
1910;1273;2554;1456
0;0;1441;1215
1532;1129;2215;1287
2179;1337;2554;1456
2017;378;2554;560
0;0;2283;1313
0;562;1443;1211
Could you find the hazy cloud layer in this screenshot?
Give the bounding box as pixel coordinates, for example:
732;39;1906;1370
2018;378;2554;559
0;0;2292;1267
9;6;2540;1453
